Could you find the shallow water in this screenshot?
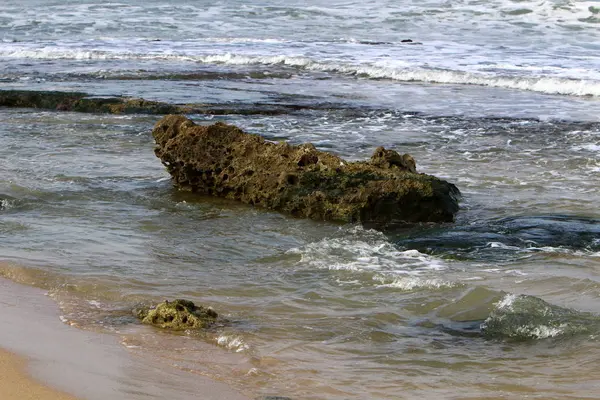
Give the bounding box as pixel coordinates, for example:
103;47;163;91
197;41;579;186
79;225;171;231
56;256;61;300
1;0;600;399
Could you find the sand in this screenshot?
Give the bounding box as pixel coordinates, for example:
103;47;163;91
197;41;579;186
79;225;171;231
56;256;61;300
0;348;78;400
0;274;251;400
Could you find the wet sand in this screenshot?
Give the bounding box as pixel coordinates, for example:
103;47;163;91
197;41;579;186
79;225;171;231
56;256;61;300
0;348;77;400
0;273;251;400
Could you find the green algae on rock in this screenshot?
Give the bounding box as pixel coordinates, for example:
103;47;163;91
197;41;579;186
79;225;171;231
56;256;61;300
135;299;218;330
0;89;181;114
0;89;342;116
153;115;460;227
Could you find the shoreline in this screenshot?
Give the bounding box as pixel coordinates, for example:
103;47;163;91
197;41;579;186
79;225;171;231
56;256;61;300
0;348;78;400
0;274;252;400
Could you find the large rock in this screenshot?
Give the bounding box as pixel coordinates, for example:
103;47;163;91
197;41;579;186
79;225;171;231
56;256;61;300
135;299;218;330
153;115;460;227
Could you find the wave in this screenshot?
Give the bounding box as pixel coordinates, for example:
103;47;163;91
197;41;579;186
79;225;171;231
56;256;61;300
434;287;600;341
2;47;599;97
480;293;600;340
373;275;458;291
0;197;15;210
287;226;457;292
216;334;250;353
288;226;447;275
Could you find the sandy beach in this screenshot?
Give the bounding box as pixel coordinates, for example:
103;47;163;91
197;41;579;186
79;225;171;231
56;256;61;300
0;273;251;400
0;348;77;400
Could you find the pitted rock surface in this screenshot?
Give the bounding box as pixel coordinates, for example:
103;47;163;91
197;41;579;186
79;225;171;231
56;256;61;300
135;299;218;330
153;115;460;227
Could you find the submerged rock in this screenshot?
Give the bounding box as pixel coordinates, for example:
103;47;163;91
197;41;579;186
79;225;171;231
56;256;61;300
0;89;181;114
153;115;460;227
0;89;345;116
135;299;218;330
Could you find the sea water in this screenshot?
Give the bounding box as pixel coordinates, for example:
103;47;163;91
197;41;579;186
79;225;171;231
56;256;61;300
1;1;600;398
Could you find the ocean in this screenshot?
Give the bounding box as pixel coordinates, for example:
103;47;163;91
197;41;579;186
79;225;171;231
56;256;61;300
1;0;600;398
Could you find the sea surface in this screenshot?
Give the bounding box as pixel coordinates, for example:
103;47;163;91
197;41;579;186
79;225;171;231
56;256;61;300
1;1;600;399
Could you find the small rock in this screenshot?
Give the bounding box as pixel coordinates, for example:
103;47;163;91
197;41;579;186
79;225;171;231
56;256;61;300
135;299;218;330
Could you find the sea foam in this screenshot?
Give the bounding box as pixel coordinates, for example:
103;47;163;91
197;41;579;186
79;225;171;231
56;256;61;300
216;334;250;352
373;275;457;291
2;45;600;97
481;293;599;340
288;226;452;291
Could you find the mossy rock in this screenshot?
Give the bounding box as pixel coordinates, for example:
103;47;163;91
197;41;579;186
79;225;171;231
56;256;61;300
135;299;218;330
153;115;460;228
0;89;182;115
0;89;320;116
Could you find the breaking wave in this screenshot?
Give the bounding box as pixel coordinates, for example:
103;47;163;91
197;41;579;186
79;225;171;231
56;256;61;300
287;226;459;291
373;275;458;291
0;198;14;210
481;293;600;340
216;334;250;353
288;226;447;274
196;54;600;97
2;47;600;97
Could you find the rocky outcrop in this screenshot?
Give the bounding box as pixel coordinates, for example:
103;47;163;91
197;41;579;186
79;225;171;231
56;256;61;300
0;89;342;116
0;90;187;114
153;115;460;227
135;299;218;330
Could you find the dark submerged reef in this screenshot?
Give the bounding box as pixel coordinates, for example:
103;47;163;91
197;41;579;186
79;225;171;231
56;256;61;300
0;89;346;116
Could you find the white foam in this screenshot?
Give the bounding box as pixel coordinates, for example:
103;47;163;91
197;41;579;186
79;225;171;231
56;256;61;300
572;143;600;152
196;54;600;97
216;334;249;353
495;293;518;310
0;199;14;210
527;246;572;254
88;300;103;309
2;45;600;97
513;324;565;339
493;0;600;25
487;241;521;251
201;37;291;44
504;269;527;276
487;242;596;257
373;275;457;291
288;228;447;275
